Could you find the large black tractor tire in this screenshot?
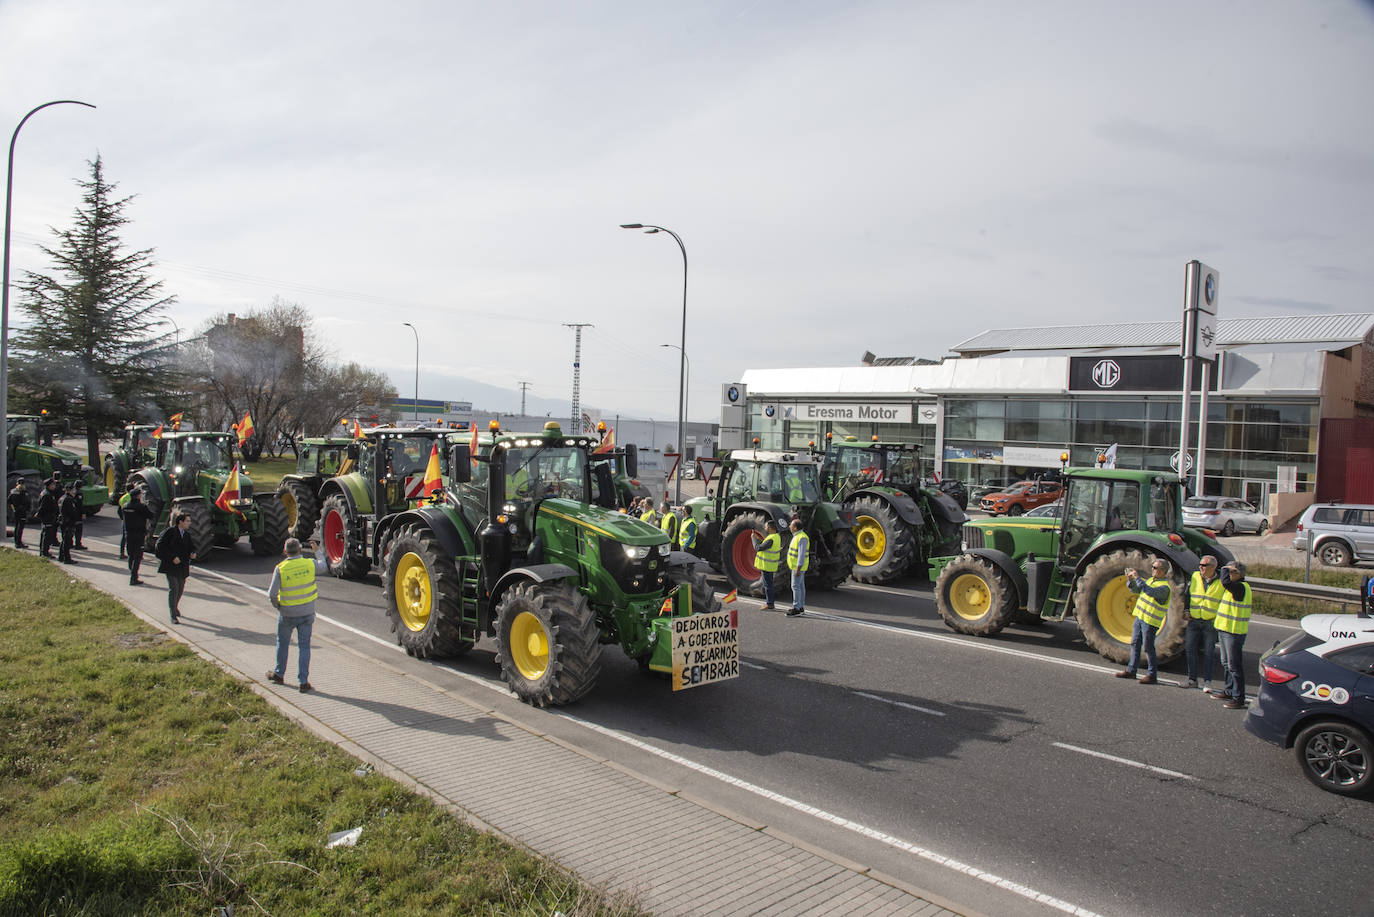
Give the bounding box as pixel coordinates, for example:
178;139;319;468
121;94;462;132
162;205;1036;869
720;512;771;597
1073;549;1187;664
319;492;370;579
494;579;602;707
180;499;215;561
383;524;473;658
277;479;320;542
249;496;289;557
809;527;858;591
934;554;1018;636
667;565;725;616
848;495;916;585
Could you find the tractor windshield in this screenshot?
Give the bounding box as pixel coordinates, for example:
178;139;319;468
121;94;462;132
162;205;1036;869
505;445;587;503
1061;477;1142;564
183;436;234;470
757;462;820;504
7;419;39;445
1149;480;1179;532
386;435;443;478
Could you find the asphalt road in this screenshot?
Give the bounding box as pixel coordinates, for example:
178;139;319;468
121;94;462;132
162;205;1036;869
70;511;1374;917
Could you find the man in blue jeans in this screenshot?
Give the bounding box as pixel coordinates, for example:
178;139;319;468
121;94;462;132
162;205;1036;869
267;537;327;692
1115;559;1171;685
786;519;809;617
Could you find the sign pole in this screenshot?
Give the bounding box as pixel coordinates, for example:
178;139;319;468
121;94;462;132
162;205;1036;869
1196;359;1210;493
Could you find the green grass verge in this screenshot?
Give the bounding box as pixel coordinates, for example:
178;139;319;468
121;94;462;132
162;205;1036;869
0;551;644;917
241;456;297;491
1247;562;1366;620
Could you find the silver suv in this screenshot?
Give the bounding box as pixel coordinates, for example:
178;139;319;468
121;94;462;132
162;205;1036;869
1292;502;1374;566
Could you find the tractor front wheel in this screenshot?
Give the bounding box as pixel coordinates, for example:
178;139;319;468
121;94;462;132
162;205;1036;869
250;496;289;556
494;579;602;707
278;479;320;541
383;524;473;658
849;495;916;585
104;455;127;504
320;492;370;579
1073;549;1187;664
720;512;770;597
666;565;725;616
934;554;1017;636
180;500;215;561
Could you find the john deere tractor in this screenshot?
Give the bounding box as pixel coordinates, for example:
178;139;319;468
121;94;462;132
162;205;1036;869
314;427;452;579
125;431;287;559
378;422;732;707
276;436;358;541
682;448;856;598
103;423;162;502
930;467;1233;663
817;438;967;584
5;415;107;518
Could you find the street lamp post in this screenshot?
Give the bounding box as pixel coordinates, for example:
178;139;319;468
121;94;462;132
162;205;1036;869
620;223;687;504
401;322;419;422
2;99;96;503
660;343;690;482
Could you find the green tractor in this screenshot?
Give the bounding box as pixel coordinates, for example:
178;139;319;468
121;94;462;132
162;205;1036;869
817;437;967;584
378;421;732;707
103;423;162;502
276;436;358;541
5;414;107;518
125;430;288;559
930;467;1234;663
682;448;856;598
314;427;453;579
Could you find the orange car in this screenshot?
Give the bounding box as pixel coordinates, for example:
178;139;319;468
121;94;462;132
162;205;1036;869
979;480;1063;516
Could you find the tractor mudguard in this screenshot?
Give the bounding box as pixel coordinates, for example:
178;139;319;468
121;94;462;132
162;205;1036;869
320;473;373;516
373;505;476;562
1077;533;1227;577
723;502;791;530
964;547;1029;606
490;563;578;609
666;550;699;569
858;487;924;527
922;490;967;525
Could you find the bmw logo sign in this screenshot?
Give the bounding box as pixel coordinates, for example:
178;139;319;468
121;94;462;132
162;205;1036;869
765;405;776;418
727;385;740;403
1204;273;1216;306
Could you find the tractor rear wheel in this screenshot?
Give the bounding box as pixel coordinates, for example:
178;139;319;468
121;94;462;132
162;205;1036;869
250;496;289;556
934;554;1017;636
1074;549;1187;664
104;455;127;504
849;495;916;585
720;512;770;597
320;492;370;579
810;527;857;591
495;579;602;707
181;500;215;560
383;524;473;658
278;479;319;541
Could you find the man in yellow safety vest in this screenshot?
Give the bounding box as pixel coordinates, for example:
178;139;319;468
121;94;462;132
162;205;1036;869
1184;555;1227;690
267;537;327;692
1213;561;1253;709
752;521;782;609
1115;558;1171;684
785;519;810;617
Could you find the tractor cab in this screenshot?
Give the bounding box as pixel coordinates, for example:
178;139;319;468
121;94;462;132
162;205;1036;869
122;425;160;466
819;438;922;502
294;437;356;478
156;432;242;499
1056;472;1181;569
364;429;450;514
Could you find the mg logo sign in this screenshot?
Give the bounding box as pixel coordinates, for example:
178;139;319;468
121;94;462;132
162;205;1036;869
1091;359;1122;388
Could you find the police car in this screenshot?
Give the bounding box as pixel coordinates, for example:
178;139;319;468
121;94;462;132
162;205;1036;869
1245;612;1374;797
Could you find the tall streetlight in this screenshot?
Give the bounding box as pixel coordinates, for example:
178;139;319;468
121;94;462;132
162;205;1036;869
3;99;96;504
660;343;689;480
401;322;419;422
620;223;687;503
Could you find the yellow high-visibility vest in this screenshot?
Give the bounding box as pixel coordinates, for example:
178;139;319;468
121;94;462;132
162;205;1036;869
679;516;698;550
1188;571;1226;621
1132;576;1169;628
755;533;782;572
275;555;319;608
786;531;810;572
1214;582;1253;635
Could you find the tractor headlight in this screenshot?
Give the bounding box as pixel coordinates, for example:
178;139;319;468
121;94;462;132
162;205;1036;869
623;545;650;560
657;543;671;556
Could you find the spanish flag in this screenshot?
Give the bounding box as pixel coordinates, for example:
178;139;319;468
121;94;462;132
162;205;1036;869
659;595;674;616
422;443;442;501
237;411;254;446
593;425;615;454
351;419;364;439
169;412;184;431
722;589;738;604
215;462;241;514
150;424;164;439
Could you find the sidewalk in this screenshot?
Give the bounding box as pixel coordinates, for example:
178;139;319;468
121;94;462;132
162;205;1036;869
55;547;970;917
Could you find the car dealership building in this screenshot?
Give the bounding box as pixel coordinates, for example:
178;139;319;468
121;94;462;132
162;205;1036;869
727;313;1374;509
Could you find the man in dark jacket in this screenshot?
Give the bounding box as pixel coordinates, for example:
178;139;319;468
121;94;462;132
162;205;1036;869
121;489;155;585
57;482;81;564
37;480;59;558
7;481;31;548
155;513;197;623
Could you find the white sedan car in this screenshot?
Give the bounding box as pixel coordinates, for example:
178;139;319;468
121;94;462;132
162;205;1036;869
1182;497;1269;536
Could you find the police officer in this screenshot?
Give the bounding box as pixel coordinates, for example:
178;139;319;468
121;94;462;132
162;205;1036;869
267;537;327;692
57;482;81;564
753;521;782;609
1116;559;1171;684
1214;562;1253;709
121;489;155;585
1184;556;1225;690
37;479;59;558
786;518;810;616
7;481;31;548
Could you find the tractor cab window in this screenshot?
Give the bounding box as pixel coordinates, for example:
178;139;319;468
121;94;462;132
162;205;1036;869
886;449;918;486
134;430;156;454
1063;479;1142;564
726;464;755;503
183;437;230;470
757;462;820;504
6;419;37;458
317;446;344;477
504;445;587;503
358;443;375;481
1148;481;1178;532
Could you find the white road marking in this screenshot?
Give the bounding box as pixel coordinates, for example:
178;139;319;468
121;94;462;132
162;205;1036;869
853;690;946;717
1051;742;1195;780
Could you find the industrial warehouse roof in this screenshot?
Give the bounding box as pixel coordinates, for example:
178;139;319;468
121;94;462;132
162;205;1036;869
950;312;1374;355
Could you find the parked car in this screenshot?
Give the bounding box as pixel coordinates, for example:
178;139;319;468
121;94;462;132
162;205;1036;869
969;477;1017;501
979;480;1063;516
1024;500;1063;519
1182;497;1269;536
1292;502;1374;567
1245;612;1374;797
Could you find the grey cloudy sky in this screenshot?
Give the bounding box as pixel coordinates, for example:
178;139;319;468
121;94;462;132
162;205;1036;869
3;0;1372;424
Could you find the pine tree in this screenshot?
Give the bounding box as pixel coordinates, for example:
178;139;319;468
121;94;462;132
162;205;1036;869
9;156;176;465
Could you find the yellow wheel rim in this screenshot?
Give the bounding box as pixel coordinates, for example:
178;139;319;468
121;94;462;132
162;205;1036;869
1095;575;1138;643
104;463;116;493
854;514;887;566
510;611;550;680
393;552;431;632
280;490;298;527
949;572;993;621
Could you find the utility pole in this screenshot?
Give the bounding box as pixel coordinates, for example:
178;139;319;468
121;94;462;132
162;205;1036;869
564;323;593;434
517;381;531;417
